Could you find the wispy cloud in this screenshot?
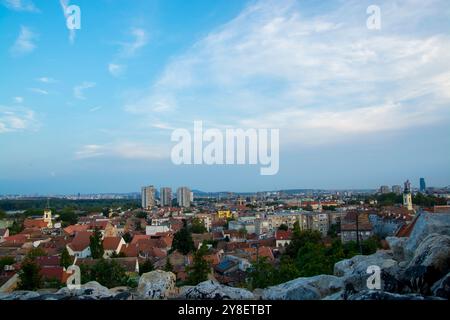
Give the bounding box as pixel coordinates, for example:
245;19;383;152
0;106;39;133
124;0;450;145
75;142;168;160
10;26;38;57
37;77;56;83
108;63;126;77
13;97;24;103
73;82;96;100
2;0;39;12
119;28;148;58
29;88;48;95
89;106;102;112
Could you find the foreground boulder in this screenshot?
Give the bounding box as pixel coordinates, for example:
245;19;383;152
402;234;450;294
57;281;113;299
262;275;344;300
0;291;40;300
347;290;444;300
431;272;450;299
404;212;450;260
181;280;254;300
137;270;176;299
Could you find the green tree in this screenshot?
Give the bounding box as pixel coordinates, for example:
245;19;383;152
172;226;195;255
136;211;147;219
9;219;24;235
89;259;128;288
248;257;276;289
18;258;42;290
26;247;47;259
89;228;104;259
0;209;5;219
164;258;173;272
278;224;288;231
275;256;300;284
139;259;154;275
186;245;210;285
295;242;331;276
60;247;73;269
122;232;132;243
59;209;78;225
190;218;207;234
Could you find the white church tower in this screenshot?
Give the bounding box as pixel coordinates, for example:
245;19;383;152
43;199;53;228
403;180;413;211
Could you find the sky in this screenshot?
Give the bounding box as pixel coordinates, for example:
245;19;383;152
0;0;449;194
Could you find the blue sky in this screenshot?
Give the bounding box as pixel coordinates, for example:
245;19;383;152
0;0;449;194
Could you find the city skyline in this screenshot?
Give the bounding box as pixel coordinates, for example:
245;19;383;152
1;0;450;194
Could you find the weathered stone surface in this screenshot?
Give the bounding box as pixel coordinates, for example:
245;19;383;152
386;236;407;261
334;251;397;277
262;275;343;300
0;291;40;300
182;280;254;300
431;272;450;299
347;290;444;300
402;234;450;294
404;212;450;260
137;270;176;299
28;293;66;300
57;281;113;299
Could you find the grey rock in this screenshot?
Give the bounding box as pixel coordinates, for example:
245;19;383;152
182;280;254;300
386;236;407;261
0;291;40;300
137;270;176;299
431;272;450;299
404;212;450;260
347;290;444;300
402;234;450;294
262;275;344;300
57;281;113;299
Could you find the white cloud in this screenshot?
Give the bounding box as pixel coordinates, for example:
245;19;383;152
13;97;24;103
37;77;56;83
75;142;168;160
89;106;102;112
73;82;96;100
119;28;148;57
29;88;48;95
2;0;39;12
10;26;38;57
108;63;126;77
124;0;450;145
0;106;39;133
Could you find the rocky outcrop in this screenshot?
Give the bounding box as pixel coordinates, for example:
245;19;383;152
137;270;176;299
386;236;407;261
0;290;40;300
262;275;344;300
404;212;450;260
57;281;113;299
346;290;444;300
431;272;450;299
180;280;254;300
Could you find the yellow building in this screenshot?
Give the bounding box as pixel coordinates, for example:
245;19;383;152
217;210;233;219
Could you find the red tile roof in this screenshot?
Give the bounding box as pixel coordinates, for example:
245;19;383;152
68;231;92;252
275;230;292;241
102;237;123;251
36;255;60;267
63;224;89;236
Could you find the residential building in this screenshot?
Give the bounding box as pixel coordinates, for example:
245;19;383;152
160;187;172;207
177;187;191;208
141;185;156;209
379;185;391;194
340;211;373;243
420;178;426;193
392;185;402;195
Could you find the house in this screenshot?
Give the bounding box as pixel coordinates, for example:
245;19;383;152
66;231;92;258
0;228;9;243
340;211;373;243
102;237;125;258
63;224;89;237
275;230;292;247
23;219;49;230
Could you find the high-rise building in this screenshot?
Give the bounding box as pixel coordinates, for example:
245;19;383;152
379;185;391;194
420;178;426;193
392;185;402;195
141;185;156;209
177;186;191;208
403;180;413;211
160;187;172;207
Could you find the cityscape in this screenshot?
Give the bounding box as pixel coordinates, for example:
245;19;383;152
1;0;449;308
